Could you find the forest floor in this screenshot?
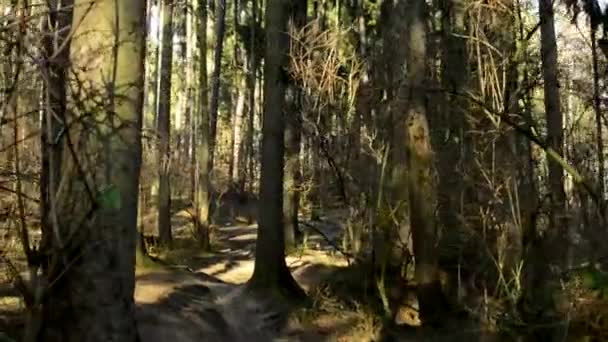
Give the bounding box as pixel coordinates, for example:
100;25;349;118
134;207;497;342
0;206;502;341
135;208;374;341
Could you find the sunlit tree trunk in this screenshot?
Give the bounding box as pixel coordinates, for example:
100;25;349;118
39;0;145;340
403;0;443;322
232;76;247;185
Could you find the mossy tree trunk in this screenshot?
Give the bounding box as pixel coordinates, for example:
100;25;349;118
39;0;145;340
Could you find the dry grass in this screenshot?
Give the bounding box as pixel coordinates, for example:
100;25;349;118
286;284;382;342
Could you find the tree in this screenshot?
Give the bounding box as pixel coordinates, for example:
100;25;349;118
40;0;70;274
39;0;145;340
195;0;212;250
523;0;567;337
247;0;306;302
438;0;467;237
403;0;444;322
157;0;175;246
208;0;227;171
283;0;307;250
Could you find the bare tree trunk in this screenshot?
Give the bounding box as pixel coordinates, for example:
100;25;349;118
195;0;211;250
228;0;241;185
524;0;567;337
157;0;175;246
283;0;307;250
243;0;258;196
40;0;145;340
232;76;246;184
438;0;467;235
208;0;227;172
247;0;306;302
153;0;163;129
403;0;444;322
592;28;605;199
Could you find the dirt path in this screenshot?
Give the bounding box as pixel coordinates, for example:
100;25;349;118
134;217;351;341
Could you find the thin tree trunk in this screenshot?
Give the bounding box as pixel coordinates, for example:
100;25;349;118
232;77;247;184
208;0;227;172
244;0;257;196
525;0;567;337
153;0;163;129
438;0;467;235
283;0;307;249
195;0;211;250
157;0;175;246
592;28;605;199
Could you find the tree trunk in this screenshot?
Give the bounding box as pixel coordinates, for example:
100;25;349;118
525;0;567;337
208;0;227;172
592;28;605;200
437;0;467;236
283;0;307;250
247;0;306;302
232;76;247;184
403;0;444;322
195;0;211;250
152;0;163;129
40;0;70;270
157;0;175;246
243;0;258;196
39;0;145;340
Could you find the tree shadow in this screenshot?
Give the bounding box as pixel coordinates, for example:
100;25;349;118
136;282;293;341
136;283;232;341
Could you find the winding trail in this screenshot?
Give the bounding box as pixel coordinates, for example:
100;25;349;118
134;217;350;341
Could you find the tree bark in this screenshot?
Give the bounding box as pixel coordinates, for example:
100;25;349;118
247;0;306;302
437;0;467;236
39;0;145;340
208;0;227;172
591;28;605;200
195;0;211;250
403;0;444;322
243;0;258;196
157;0;175;246
524;0;567;337
283;0;307;250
